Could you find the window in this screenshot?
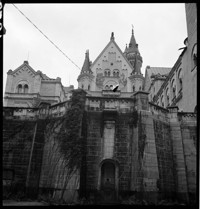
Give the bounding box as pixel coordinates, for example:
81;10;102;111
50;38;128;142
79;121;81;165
113;69;119;77
104;69;111;77
171;79;176;99
191;43;197;71
132;85;135;92
24;84;29;93
178;69;183;92
110;85;113;90
88;85;90;91
166;88;169;106
17;84;23;93
82;84;84;89
105;85;109;90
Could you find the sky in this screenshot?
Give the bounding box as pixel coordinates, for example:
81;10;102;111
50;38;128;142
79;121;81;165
3;3;187;93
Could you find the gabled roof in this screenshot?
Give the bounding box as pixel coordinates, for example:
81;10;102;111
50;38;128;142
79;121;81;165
90;34;134;71
12;61;36;75
146;67;171;78
11;61;54;80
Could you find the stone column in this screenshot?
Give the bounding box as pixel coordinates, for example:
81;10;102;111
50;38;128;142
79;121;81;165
141;111;159;203
168;106;189;203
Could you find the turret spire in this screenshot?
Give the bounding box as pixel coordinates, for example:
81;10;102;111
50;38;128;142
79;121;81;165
80;50;92;74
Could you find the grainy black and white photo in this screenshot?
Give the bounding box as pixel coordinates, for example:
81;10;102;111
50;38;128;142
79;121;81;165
3;3;197;206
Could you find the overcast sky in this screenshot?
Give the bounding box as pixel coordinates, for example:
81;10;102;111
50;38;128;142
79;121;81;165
3;3;187;93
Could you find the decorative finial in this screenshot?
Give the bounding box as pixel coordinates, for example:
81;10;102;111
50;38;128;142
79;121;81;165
132;24;134;34
111;32;114;40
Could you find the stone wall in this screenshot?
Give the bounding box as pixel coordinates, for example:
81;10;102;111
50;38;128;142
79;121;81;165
3;118;45;198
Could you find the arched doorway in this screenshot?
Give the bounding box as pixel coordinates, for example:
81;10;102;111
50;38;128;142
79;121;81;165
99;160;119;203
101;161;115;191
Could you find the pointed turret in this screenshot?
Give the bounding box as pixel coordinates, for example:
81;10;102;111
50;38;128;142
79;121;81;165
124;44;128;55
77;50;94;90
80;50;92;74
129;29;137;48
125;28;143;74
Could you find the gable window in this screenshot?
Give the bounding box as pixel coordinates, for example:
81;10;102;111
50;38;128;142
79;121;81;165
104;69;111;77
17;84;23;93
24;84;29;94
113;69;119;77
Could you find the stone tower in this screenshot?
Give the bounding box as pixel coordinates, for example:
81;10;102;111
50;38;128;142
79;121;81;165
124;29;144;91
77;50;94;91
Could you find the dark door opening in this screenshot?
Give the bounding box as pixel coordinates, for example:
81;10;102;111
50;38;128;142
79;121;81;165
100;161;116;203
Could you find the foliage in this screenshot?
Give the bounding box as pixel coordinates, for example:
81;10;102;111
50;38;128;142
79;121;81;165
44;89;87;201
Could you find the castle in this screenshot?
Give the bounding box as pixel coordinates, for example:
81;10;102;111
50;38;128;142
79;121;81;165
3;3;196;205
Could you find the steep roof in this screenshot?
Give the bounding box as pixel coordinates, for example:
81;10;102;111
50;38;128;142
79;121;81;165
91;32;134;71
80;50;92;74
11;61;55;80
146;67;171;78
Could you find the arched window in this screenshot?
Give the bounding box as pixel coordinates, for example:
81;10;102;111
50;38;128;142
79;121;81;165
113;69;119;77
178;69;183;91
166;88;169;106
104;69;110;77
88;84;90;91
171;79;176;99
82;84;84;89
191;43;197;71
24;84;29;93
105;85;109;90
17;84;23;93
161;95;164;107
139;86;142;91
132;85;135;92
110;85;113;90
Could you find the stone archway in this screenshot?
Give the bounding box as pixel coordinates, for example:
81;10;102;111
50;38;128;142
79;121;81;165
98;159;119;203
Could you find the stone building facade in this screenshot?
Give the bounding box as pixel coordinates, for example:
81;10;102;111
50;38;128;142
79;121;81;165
147;3;197;112
4;61;74;108
3;3;197;205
